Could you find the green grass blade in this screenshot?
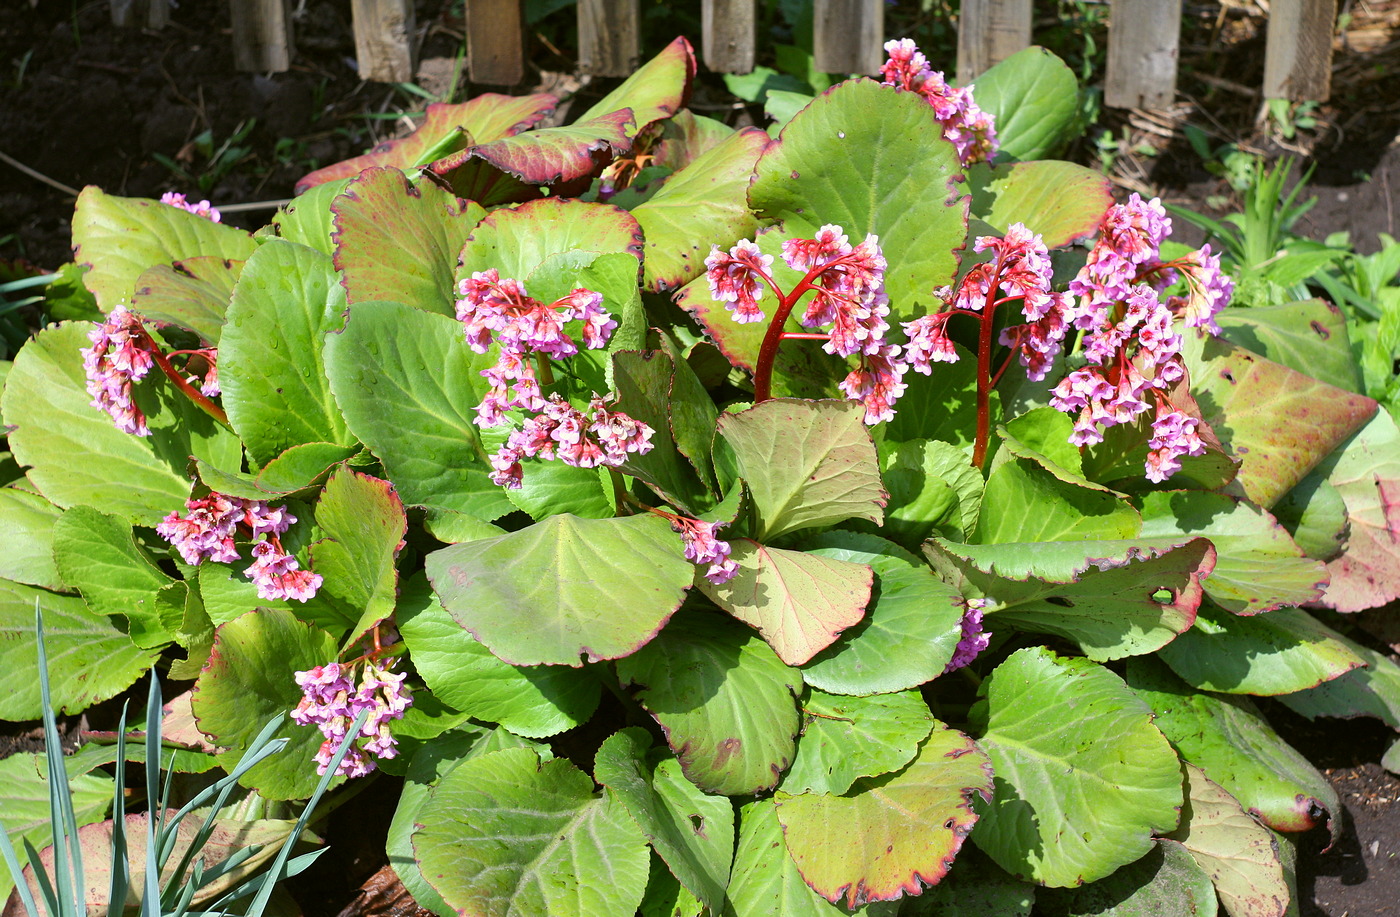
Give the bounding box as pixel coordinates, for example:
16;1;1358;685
0;816;42;917
35;602;84;917
105;703;130;917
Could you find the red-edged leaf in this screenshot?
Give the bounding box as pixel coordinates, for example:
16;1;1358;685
295;94;557;193
427;110;635;206
575;36;697;137
699;539;871;666
775;724;993;907
1316;411;1400;612
331;167;486;315
1182;330;1377;507
652;110;737;171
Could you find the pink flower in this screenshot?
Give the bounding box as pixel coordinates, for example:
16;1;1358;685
160;192;221;223
705;239;773;325
669;516;739;584
1146;409;1206;483
944;598;992;673
1168;244;1233;335
881;39;999;165
83;305;157;436
295;657;413;778
245;541;323;602
902;312;961;372
839;343;909;425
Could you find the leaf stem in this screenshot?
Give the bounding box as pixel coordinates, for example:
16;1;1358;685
971;251;1007;469
144;336;232;429
752;265;826;404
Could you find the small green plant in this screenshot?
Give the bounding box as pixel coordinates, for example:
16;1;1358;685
1265;98;1320;141
1183;124;1257;194
0;602;365;917
152;121;258;194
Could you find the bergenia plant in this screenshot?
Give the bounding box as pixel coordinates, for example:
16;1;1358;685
3;34;1399;917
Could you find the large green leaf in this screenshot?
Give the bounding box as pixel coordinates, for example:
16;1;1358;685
331;167;487;316
262;178;348;254
295;93;558;191
1277;630;1400;728
617;611;801;796
1138;491;1327;615
195;441;359;502
308;467;406;647
883;342;984;448
71;186;257;312
1214;300;1362;394
798;532;965;695
385;726;540;917
1181;330;1376;507
0;486;65;590
718;399;886;540
971;648;1184;887
425;513;693;666
0;579;156;719
1270;473;1348;562
52;505;179;649
397;572;599;738
699;539;871;666
973;457;1141;544
0;753;113;904
594;728;736;914
1125;657;1339;839
130;255;243;344
632;127;767;292
195;560;345;634
1166;763;1290;917
609;349;714;511
775;724;992;907
190;607;339;800
1036;839;1217;916
323;300;514;521
457;196;644;284
1311;410;1400;611
220;239;352;467
2;323;237;524
968;160;1110;249
971;46;1082;161
926;537;1212;660
747;79;969;321
872;437;984;547
1158;605;1364;696
782;690;936;797
413;747;650;917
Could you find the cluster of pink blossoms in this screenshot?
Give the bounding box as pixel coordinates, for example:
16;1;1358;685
944;597;993;674
160;191;221;223
82;305;158;436
156;491;322;602
880;38;998;166
705;225;908;424
292;660;411;778
668;516;739;585
455;269;654;488
1049;194;1231;481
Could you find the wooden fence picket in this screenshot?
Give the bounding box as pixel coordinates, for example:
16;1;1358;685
956;0;1031;83
111;0;169;30
578;0;641;76
1264;0;1337;100
465;0;526;85
813;0;884;75
702;0;757;74
230;0;294;72
1105;0;1182;110
351;0;417;83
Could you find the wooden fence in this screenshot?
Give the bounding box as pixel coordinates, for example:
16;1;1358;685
125;0;1339;108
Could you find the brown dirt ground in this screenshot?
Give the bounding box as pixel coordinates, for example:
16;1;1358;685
2;1;1400;915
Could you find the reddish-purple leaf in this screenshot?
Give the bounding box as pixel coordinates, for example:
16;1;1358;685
295;94;557;193
1316;412;1400;612
427;110;636;206
574;36;697;138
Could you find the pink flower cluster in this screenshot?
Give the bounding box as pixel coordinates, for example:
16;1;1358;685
487;393;655;489
881;38;998;165
944;598;992;674
156;491;322;602
160;192;221;223
82;305;157;436
705;225;908;424
669;516;739;584
1046;194;1232;481
455;269;653;488
292;659;412;778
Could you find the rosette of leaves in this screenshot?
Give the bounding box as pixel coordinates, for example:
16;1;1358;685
2;35;1399;917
